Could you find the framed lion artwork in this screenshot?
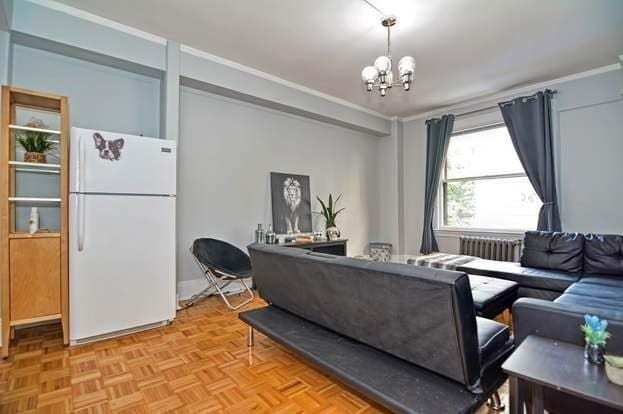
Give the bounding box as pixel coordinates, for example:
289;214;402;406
270;172;312;235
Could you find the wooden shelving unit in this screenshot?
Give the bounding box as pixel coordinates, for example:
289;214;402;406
1;86;69;357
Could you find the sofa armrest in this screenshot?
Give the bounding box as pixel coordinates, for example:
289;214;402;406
513;298;623;353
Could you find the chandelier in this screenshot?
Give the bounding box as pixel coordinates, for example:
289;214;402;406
361;16;415;97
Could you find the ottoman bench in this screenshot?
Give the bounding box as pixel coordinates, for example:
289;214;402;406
469;274;518;319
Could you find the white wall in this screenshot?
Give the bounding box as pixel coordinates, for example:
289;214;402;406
177;86;381;295
402;68;623;254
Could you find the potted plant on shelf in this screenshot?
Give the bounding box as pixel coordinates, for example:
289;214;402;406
316;193;345;240
16;118;55;164
581;314;611;365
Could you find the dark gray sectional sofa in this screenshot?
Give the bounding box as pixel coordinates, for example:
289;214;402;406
242;244;514;414
459;231;623;413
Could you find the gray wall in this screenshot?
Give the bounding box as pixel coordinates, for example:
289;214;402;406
0;30;8;83
402;68;623;254
177;86;381;287
11;43;161;137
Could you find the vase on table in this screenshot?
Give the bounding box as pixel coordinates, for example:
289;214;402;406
585;342;605;365
326;226;340;240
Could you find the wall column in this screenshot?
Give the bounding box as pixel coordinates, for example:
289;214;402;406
162;40;180;141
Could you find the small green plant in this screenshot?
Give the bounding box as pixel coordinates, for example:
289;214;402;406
15;118;55;154
315;193;345;228
581;314;611;345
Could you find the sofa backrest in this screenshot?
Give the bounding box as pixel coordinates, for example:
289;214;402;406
521;231;584;273
584;234;623;276
248;244;482;389
521;231;623;277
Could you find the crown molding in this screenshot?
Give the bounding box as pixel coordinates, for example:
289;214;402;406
181;45;391;121
24;0;167;45
401;63;622;122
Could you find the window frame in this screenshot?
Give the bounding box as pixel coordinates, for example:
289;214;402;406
437;122;534;234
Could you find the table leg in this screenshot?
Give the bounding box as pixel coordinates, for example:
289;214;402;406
530;383;544;414
509;376;524;414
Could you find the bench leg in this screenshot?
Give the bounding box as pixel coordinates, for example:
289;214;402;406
247;326;254;347
487;390;506;411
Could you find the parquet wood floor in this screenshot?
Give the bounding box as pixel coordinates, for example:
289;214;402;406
0;294;507;413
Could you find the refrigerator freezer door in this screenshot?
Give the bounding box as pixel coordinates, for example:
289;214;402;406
70;128;176;195
69;193;176;341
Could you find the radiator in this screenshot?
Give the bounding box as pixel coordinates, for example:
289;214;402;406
459;236;522;262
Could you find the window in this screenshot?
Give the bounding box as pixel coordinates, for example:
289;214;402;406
440;125;541;231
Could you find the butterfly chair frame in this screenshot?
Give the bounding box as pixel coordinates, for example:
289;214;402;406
186;245;254;310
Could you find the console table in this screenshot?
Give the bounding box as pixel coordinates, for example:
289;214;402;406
503;335;623;414
280;238;347;256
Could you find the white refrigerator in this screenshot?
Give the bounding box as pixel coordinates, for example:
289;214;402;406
69;127;177;343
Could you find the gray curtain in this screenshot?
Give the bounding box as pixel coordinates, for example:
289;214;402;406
499;89;561;231
420;115;454;254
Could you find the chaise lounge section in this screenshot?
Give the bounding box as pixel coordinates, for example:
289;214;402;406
460;231;623;413
241;244;514;413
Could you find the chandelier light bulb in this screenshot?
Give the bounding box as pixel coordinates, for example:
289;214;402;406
361;66;379;82
374;55;392;75
398;56;416;77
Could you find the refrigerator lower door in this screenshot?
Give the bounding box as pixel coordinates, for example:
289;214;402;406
69;193;176;342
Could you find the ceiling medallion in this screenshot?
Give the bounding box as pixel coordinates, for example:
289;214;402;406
361;16;415;97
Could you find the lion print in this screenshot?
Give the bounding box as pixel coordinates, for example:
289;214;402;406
283;177;302;234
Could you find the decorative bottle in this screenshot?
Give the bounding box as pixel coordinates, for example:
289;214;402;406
255;224;265;244
28;207;39;234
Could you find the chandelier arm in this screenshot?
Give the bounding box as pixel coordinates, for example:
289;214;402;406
387;25;391;60
362;0;387;17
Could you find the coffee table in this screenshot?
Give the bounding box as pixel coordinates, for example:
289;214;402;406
503;335;623;414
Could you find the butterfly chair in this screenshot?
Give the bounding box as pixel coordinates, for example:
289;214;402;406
186;238;254;310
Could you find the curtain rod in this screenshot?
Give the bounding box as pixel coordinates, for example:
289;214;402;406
454;89;558;119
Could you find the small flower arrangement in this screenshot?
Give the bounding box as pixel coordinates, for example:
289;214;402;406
582;314;611;345
581;314;611;365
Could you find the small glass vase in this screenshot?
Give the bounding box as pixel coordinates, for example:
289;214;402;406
584;342;605;365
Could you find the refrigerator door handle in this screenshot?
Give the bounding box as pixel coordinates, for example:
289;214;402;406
77;193;86;251
78;134;86;192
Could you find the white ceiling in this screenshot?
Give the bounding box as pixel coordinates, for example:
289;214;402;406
54;0;623;117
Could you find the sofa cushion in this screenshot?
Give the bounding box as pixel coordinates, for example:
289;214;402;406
521;231;584;273
584;234;623;276
457;259;580;292
555;293;623;313
477;317;510;362
577;275;623;289
564;282;623;302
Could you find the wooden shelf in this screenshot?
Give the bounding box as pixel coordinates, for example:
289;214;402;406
8;197;61;203
9;232;61;239
9;124;61;135
2;85;69;357
9;161;61;169
10;314;62;327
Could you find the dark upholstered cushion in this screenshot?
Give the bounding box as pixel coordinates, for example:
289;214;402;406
521;231;584;273
476;317;510;362
469;275;518;318
564;282;623;302
249;244;482;389
457;259;580;292
584;234;623;276
577;275;623;288
555;293;623;313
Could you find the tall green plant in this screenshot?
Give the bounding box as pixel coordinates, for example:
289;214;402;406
316;193;345;228
15;118;55;154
